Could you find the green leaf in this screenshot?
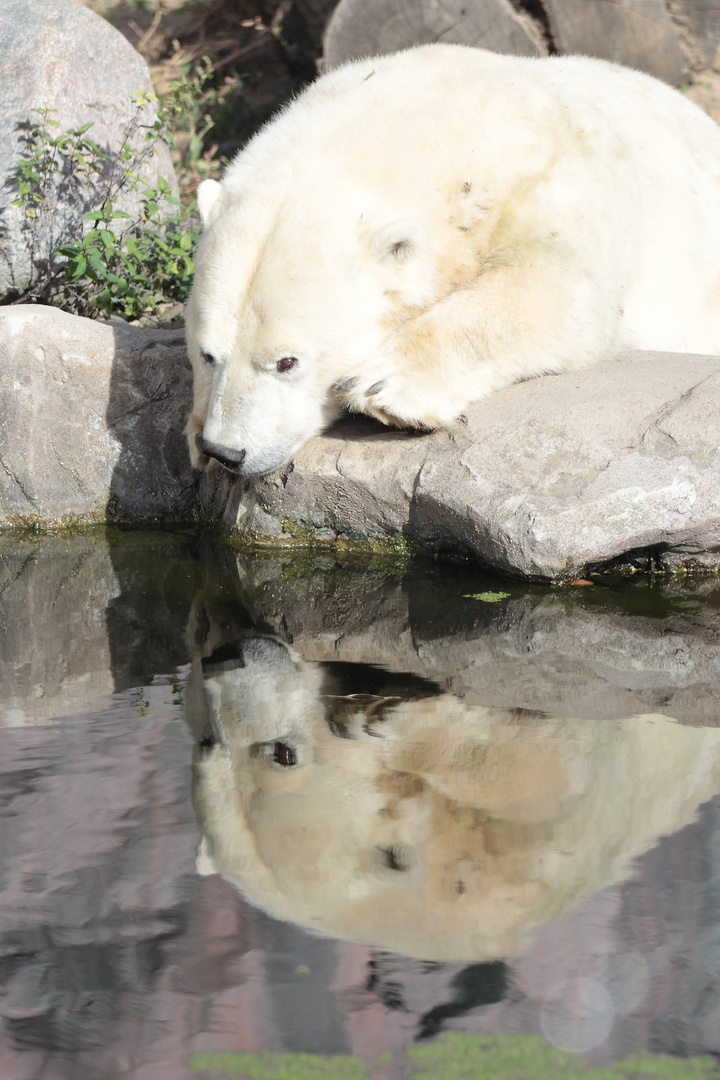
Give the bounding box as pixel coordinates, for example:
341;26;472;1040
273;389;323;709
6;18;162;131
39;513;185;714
70;255;87;279
86;250;107;277
463;591;511;603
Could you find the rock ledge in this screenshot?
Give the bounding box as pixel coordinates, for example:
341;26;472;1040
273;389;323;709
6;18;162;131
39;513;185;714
199;351;720;580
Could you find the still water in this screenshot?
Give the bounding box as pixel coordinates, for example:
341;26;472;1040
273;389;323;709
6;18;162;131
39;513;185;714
1;530;720;1080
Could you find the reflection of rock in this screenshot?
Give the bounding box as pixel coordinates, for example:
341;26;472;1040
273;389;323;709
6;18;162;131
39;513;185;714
188;615;720;961
4;534;720;1069
0;535;119;725
0;708;245;1080
0;531;206;726
231;555;720;726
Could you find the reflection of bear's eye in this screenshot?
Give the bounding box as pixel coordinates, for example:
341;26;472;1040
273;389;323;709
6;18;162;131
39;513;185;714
276;356;297;373
252;740;301;768
200;350;216;366
273;742;297;767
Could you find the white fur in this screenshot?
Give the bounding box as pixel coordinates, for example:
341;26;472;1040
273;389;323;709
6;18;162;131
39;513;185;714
186;44;720;475
188;629;720;961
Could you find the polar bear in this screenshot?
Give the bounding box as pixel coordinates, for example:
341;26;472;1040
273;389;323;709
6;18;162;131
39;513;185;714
187;624;720;961
186;44;720;476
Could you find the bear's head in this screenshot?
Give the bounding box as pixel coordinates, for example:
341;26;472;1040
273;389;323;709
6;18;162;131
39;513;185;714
185;175;432;476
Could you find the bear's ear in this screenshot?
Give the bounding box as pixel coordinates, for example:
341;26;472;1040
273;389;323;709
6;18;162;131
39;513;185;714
197;178;223;227
371;219;426;264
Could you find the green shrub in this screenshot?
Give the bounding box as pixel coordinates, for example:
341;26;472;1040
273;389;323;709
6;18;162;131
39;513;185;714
7;65;219;324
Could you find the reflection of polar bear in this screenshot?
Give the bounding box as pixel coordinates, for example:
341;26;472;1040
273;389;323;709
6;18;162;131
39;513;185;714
188;630;720;962
186;44;720;476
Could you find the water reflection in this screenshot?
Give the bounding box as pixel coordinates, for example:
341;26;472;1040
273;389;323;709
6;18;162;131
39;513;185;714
2;533;720;1075
187;618;720;964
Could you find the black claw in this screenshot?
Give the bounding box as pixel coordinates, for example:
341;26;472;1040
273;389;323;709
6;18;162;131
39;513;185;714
366;380;386;397
332;376;359;392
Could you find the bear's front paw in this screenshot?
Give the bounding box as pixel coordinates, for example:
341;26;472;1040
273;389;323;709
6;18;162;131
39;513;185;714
334;370;451;430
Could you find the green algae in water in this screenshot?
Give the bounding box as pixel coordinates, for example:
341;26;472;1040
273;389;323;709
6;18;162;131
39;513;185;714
463;590;512;602
189;1036;720;1079
188;1036;716;1080
406;1034;719;1080
187;1051;369;1079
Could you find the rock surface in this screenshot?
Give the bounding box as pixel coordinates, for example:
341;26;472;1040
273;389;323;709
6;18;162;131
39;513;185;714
2;305;720;580
0;0;177;301
201;351;720;580
0;305;195;527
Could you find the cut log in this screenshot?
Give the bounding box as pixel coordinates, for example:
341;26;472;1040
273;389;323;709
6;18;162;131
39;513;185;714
665;0;720;70
542;0;688;85
322;0;546;72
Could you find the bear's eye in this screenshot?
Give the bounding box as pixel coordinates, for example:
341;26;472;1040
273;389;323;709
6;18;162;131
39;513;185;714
252;740;300;768
273;741;297;766
200;349;216;366
276;356;298;373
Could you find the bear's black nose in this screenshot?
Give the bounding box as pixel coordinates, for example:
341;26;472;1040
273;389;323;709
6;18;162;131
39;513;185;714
196;434;246;472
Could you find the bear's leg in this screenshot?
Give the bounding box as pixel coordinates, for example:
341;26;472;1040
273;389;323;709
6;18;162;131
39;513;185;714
341;252;620;429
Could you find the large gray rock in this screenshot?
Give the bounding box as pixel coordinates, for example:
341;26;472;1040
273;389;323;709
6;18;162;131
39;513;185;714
201;351;720;580
0;305;196;527
0;0;177;301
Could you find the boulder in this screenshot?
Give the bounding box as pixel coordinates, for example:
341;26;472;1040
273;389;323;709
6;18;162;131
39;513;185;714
2;305;720;581
0;305;196;528
0;0;177;302
201;350;720;580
